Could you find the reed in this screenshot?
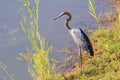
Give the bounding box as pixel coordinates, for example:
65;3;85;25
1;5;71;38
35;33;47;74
88;0;103;31
20;0;55;80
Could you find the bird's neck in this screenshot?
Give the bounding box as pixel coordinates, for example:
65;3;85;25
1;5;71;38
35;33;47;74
65;19;71;30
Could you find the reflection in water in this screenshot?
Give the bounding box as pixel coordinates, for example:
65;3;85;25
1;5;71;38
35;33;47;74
0;0;110;80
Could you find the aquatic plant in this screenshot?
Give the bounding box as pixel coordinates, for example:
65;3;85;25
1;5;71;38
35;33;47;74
19;0;55;79
88;0;102;31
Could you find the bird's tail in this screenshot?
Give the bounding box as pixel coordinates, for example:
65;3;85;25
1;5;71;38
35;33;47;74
87;44;94;56
79;28;94;56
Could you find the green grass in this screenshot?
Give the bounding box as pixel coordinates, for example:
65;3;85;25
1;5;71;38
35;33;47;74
0;62;14;80
19;0;120;80
66;0;120;80
88;0;103;31
66;21;120;80
20;0;56;80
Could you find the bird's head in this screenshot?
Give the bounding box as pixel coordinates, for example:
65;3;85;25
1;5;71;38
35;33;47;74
53;11;72;21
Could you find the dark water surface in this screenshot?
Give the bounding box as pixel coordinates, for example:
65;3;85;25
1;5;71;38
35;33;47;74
0;0;111;80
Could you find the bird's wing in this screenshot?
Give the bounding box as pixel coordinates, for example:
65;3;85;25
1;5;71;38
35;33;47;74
79;28;94;56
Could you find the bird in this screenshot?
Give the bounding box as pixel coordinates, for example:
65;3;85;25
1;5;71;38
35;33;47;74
53;11;94;68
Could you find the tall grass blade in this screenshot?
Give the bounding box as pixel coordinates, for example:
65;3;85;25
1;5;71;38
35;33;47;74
88;0;103;31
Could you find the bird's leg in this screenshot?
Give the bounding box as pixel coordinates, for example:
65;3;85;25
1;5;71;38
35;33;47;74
78;46;82;69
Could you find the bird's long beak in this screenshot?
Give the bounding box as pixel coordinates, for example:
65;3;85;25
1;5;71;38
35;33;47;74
53;14;63;20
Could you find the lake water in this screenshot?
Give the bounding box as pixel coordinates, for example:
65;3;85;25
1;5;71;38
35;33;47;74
0;0;111;80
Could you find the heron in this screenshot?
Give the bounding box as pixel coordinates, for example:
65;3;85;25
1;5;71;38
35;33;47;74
53;11;94;68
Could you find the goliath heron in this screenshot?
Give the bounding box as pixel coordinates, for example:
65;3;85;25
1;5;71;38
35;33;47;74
53;11;94;68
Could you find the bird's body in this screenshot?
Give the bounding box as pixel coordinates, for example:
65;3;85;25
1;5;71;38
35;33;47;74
70;27;94;56
53;11;94;68
70;28;83;47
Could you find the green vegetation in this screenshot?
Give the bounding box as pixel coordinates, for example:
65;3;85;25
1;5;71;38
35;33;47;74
19;0;120;80
67;25;120;80
1;0;120;80
67;21;120;80
0;62;14;80
66;0;120;80
88;0;102;30
20;0;56;80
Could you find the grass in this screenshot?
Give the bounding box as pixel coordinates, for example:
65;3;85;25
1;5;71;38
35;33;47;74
0;62;14;80
66;21;120;80
65;0;120;79
1;0;120;80
88;0;102;31
19;0;120;80
19;0;56;80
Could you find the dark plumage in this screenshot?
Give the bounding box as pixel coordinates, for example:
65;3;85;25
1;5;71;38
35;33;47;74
79;28;94;56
